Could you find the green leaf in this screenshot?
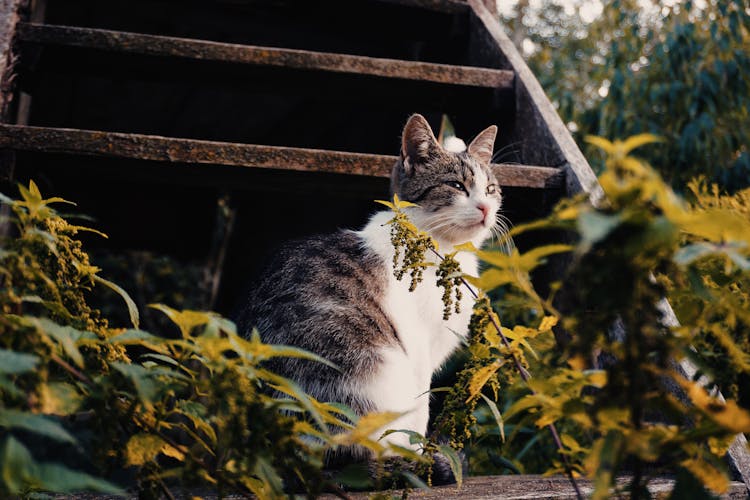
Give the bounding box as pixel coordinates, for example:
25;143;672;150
0;349;39;374
30;318;94;368
334;464;373;490
620;133;664;154
674;242;716;265
94;276;139;328
0;410;78;445
578;212;621;247
466;360;503;402
110;329;169;354
380;429;427;446
111;362;159;406
260;369;327;430
0;436;124;495
436;444;463;487
479;393;505;443
400;470;430;490
670;467;719;500
125;433;184;466
252;456;285;500
40;382;84;416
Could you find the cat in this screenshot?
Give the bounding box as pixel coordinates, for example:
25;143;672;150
234;113;502;475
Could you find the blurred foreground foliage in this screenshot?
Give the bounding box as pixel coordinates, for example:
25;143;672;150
0;182;437;498
408;136;750;498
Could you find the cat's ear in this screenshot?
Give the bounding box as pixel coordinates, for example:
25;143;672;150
401;114;441;171
467;125;497;165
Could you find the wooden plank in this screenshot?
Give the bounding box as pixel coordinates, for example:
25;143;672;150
373;0;468;13
0;124;563;189
336;474;749;499
17;23;514;90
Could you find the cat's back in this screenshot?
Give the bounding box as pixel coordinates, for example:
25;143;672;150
234;229;401;386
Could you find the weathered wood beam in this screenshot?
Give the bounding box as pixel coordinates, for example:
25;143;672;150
372;0;468;13
0;0;25;121
17;23;514;90
0;124;563;189
324;474;749;499
467;0;600;201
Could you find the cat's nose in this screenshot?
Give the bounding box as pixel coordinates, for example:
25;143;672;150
477;203;490;221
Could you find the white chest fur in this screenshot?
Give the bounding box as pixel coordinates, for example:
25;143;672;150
355;211;479;447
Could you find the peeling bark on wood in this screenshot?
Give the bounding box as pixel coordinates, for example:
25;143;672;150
0;124;564;190
18;23;514;90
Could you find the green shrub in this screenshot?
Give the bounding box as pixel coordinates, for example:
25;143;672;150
387;136;750;498
0;182;430;498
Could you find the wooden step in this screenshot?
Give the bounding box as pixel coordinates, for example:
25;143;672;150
373;0;469;13
0;124;563;189
17;23;513;89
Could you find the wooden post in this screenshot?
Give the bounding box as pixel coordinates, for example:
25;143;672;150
0;0;25;124
0;0;25;239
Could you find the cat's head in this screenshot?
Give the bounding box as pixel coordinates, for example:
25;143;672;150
390;114;503;246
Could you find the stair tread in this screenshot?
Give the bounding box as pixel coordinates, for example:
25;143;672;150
18;23;513;89
371;0;469;13
0;124;563;189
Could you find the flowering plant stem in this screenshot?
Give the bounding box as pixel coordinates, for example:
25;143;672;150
428;247;583;500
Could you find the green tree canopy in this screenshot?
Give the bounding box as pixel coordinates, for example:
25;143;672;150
503;0;750;190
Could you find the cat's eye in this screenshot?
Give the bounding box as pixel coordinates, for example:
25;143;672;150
444;180;468;194
486;184;498;195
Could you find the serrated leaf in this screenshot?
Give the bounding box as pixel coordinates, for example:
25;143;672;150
125;433;184;466
380;429;428;446
149;304;215;338
466;360;504;402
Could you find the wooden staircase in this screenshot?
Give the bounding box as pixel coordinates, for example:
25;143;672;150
1;0;745;494
0;0;594;312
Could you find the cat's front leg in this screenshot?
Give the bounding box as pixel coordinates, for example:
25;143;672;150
363;346;430;453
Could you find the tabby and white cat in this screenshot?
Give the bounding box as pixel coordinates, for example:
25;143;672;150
235;113;502;455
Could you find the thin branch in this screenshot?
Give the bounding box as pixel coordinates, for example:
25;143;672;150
429;248;584;500
50;353;94;386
